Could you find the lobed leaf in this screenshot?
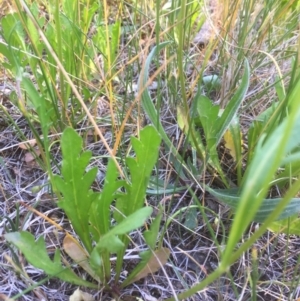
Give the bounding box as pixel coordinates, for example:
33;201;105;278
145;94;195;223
89;158;123;242
5;231;97;288
53;128;98;253
115;126;161;220
90;207;153;270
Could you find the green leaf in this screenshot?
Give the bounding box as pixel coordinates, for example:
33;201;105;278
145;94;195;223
222;75;300;263
53;128;97;253
268;215;300;235
21;77;53;136
196;95;219;143
115;126;161;220
127;126;161;209
215;59;250;145
205;186;300;222
102;207;153;250
5;232;97;288
194;95;228;184
143;207;163;249
89;158;123;242
202;75;221;92
90;207;153;269
184;207;198;230
139;42;190;180
113;126;161;279
1;13;26;51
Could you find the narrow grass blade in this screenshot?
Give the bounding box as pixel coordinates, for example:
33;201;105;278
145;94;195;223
139;42;188;179
215;59;250;145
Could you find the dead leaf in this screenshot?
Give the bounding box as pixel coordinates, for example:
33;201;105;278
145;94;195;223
0;293;14;301
69;288;94;301
18;139;37;149
23;148;41;163
63;235;101;283
131;248;170;283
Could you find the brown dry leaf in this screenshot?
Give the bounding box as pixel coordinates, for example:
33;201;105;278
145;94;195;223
131;247;170;283
69;288;94;301
18;139;37;149
23;148;41;163
63;235;101;283
0;293;14;301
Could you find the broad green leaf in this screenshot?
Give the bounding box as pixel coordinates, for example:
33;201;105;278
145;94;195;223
115;126;161;220
281;152;300;165
88;160;124;282
205;186;300;222
127;126;161;210
194;95;228;184
202;75;221;92
1;14;27;51
21;77;53;136
90;207;152;260
184;207;198;230
143;208;163;249
196;95;219;143
109;20;121;76
222;77;300;264
89;158;123;242
103;207;153;247
90;207;152;275
53;128;97;253
5;232;97;288
268;215;300;235
112;126;161;280
255;102;279;122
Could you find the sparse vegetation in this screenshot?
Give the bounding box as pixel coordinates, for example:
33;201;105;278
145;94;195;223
1;0;300;300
